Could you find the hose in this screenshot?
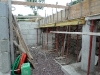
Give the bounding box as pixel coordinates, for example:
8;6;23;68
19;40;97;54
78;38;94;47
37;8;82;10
11;55;21;75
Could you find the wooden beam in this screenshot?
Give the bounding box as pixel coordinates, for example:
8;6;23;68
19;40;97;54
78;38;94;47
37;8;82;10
50;31;100;36
39;18;85;28
11;1;67;8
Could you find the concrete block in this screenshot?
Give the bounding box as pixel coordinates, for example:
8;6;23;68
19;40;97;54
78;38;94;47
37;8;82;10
28;30;36;35
0;17;9;40
21;24;30;29
29;25;34;29
0;52;10;73
0;71;10;75
0;2;8;17
0;40;9;53
27;40;37;45
21;29;29;34
27;35;34;39
24;39;28;45
0;53;2;71
22;35;28;40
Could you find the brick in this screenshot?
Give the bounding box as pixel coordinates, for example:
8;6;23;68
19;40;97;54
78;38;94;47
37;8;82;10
0;2;8;17
0;40;9;53
0;17;9;40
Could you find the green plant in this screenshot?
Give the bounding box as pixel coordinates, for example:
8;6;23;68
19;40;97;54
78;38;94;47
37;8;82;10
26;0;45;16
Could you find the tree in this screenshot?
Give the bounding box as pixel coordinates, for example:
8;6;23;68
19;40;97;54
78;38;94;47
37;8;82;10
18;14;23;16
69;0;84;6
26;0;45;16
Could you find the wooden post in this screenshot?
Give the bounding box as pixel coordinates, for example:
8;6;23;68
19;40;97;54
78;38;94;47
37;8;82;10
56;2;58;22
52;8;54;23
45;10;46;25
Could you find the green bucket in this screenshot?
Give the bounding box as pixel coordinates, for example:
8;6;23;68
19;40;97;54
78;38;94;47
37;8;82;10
21;63;31;75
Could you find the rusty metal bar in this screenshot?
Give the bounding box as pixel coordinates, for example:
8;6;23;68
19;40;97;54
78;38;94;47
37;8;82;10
66;26;71;62
61;27;66;56
47;28;48;50
87;20;95;75
62;33;65;56
37;29;38;46
98;37;100;72
76;25;79;62
56;27;59;56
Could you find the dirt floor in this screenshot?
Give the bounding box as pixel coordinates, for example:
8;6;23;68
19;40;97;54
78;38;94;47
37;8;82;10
29;46;64;75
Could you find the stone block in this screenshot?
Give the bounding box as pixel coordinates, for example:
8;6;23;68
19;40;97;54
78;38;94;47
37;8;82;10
0;52;10;73
0;2;8;17
0;40;9;53
0;17;9;40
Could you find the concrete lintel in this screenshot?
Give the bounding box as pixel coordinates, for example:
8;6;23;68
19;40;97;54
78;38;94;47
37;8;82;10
85;14;100;20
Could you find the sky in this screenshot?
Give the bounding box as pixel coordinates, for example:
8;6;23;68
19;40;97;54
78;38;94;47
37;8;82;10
12;0;72;17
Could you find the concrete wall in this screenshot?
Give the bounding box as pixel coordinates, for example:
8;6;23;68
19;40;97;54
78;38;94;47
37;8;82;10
18;22;41;46
0;2;10;75
42;33;55;50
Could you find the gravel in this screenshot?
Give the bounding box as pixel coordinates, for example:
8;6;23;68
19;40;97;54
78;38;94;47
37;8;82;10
29;46;64;75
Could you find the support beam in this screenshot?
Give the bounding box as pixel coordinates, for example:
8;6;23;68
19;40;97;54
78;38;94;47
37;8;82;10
55;27;59;56
12;1;67;8
66;26;71;62
87;20;95;75
76;25;79;62
81;20;96;73
50;31;100;36
39;18;85;28
36;29;38;46
46;28;48;50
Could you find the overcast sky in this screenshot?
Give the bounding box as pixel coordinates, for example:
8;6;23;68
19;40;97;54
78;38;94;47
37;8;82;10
12;0;71;17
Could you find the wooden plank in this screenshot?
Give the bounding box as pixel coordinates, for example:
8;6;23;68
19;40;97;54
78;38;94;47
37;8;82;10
27;58;34;68
12;23;33;59
13;41;26;53
12;1;67;8
39;18;85;28
50;31;100;36
12;15;34;62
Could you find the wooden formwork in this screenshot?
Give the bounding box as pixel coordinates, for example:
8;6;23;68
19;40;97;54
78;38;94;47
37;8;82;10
39;0;100;27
